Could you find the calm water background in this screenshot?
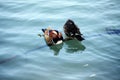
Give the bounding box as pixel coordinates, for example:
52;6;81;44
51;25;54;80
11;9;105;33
0;0;120;80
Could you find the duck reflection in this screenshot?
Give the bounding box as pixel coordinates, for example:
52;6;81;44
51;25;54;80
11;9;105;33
49;39;85;55
49;43;63;55
65;39;86;53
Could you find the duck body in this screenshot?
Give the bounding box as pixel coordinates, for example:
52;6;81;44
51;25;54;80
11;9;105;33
63;19;84;41
42;28;63;46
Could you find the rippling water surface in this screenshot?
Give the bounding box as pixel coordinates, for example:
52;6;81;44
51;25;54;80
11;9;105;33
0;0;120;80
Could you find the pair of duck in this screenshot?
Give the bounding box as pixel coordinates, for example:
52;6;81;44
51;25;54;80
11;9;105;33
40;19;84;46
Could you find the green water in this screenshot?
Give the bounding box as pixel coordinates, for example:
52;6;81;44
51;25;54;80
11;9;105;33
0;0;120;80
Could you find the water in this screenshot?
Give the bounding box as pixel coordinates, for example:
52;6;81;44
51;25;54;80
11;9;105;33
0;0;120;80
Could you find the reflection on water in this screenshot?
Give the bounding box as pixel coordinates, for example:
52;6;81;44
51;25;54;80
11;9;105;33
49;39;85;55
105;28;120;35
0;55;18;64
0;40;85;64
84;28;120;39
65;39;86;53
49;43;63;55
0;45;48;64
24;45;47;54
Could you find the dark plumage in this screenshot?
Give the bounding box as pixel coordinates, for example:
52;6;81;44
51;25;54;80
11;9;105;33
63;19;84;41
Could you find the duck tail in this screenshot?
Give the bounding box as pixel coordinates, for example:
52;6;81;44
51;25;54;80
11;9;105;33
75;35;85;41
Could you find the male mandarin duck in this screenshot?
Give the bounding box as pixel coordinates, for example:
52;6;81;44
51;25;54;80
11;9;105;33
42;28;63;46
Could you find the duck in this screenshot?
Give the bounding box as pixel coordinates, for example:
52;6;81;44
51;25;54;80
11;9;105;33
41;28;63;46
63;19;84;41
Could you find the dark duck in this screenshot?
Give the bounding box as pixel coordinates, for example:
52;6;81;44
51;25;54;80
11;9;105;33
63;19;84;41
